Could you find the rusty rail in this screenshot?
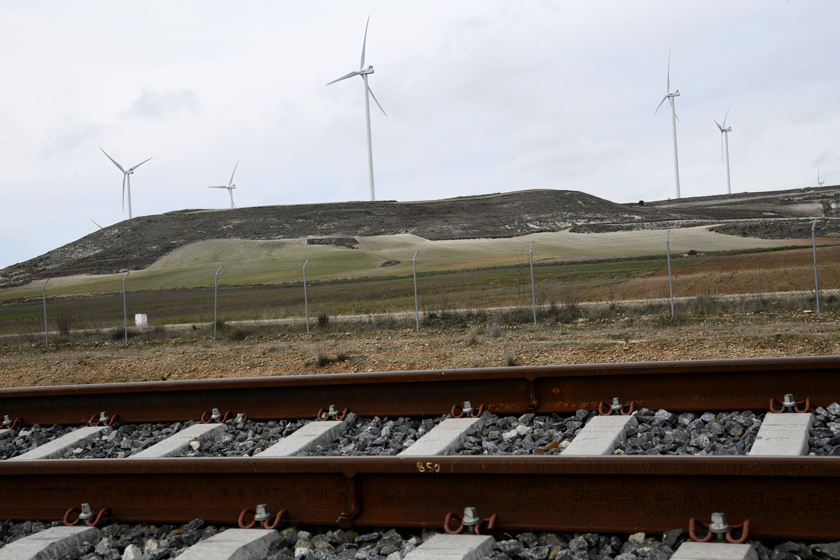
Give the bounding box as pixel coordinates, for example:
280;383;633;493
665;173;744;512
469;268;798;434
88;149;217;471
0;456;838;540
1;355;838;424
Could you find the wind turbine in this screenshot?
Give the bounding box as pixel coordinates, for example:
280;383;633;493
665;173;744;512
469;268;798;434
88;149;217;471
818;165;825;188
715;108;733;195
655;52;682;199
327;16;387;202
90;219;103;230
208;161;239;209
100;148;152;219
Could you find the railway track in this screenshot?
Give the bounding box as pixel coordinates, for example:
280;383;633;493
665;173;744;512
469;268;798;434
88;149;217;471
0;355;839;559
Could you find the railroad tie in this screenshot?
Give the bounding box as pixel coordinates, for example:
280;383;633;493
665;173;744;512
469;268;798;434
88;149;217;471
671;542;758;560
7;427;106;461
255;420;347;457
0;526;102;560
748;413;814;456
398;417;484;456
131;422;227;458
403;534;496;560
175;529;280;560
0;429;13;440
561;415;638;456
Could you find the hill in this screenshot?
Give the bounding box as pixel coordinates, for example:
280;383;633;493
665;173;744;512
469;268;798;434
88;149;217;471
2;187;839;289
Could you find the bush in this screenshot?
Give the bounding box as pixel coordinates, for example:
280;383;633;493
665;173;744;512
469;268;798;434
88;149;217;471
318;313;330;328
229;328;248;341
56;311;70;336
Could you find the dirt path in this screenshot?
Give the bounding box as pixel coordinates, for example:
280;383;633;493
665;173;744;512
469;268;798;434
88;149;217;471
1;312;838;388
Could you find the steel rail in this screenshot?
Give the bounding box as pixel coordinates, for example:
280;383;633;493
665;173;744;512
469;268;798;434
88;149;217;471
0;456;838;540
0;356;838;424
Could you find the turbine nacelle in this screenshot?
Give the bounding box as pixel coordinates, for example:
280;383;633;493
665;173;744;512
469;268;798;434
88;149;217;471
360;66;374;75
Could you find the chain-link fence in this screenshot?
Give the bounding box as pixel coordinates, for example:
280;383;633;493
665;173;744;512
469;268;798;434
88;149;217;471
2;221;838;345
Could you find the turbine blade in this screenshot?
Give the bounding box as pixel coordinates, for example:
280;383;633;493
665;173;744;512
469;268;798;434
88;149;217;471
229;160;239;187
101;148;125;172
208;186;228;189
91;218;103;230
122;175;126;212
723;106;730;128
360;15;370;70
715;119;723;131
367;84;387;116
327;71;361;85
655;96;668;113
129;157;152;172
667;50;671;92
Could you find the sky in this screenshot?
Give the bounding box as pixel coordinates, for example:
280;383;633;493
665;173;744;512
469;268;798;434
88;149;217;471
1;1;839;269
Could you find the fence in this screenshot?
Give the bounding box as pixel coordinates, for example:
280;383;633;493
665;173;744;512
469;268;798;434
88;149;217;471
2;221;838;345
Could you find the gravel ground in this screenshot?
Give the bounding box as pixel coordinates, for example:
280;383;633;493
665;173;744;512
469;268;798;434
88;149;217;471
58;422;193;459
808;403;840;456
3;313;840;389
191;418;310;458
297;414;447;457
2;519;840;560
615;409;764;456
452;412;587;456
0;423;79;460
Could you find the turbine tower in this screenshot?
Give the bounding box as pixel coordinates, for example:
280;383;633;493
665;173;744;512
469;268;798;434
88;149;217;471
655;52;682;199
715;108;733;195
100;148;152;219
818;166;825;188
327;16;387;202
208;161;239;209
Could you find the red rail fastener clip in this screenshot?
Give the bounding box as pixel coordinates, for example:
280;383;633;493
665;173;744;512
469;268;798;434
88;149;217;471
317;405;348;421
64;503;110;527
445;507;487;534
88;412;118;427
770;394;810;414
201;408;231;424
451;401;485;419
599;398;634;416
2;416;22;430
690;513;749;544
239;504;289;529
474;513;499;536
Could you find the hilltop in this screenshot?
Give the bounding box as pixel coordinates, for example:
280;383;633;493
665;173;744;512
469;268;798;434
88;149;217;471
1;187;839;289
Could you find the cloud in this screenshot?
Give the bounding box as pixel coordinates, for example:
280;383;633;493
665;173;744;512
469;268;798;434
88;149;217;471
129;88;200;119
499;131;630;179
41;115;106;158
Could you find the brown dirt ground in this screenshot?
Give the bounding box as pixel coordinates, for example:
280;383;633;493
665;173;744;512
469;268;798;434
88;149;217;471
1;311;838;389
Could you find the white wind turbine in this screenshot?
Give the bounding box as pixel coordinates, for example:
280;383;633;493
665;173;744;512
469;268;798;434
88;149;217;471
208;161;239;209
100;148;152;219
655;52;682;199
818;165;826;188
327;16;387;202
715;108;733;195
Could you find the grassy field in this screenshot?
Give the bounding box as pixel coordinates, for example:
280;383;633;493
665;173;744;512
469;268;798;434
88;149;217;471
2;236;837;337
0;227;799;299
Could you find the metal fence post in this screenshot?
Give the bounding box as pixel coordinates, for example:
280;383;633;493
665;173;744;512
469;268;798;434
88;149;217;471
412;251;420;332
303;259;310;335
122;271;130;343
529;242;537;326
42;279;50;347
666;230;675;320
214;265;223;341
812;218;821;313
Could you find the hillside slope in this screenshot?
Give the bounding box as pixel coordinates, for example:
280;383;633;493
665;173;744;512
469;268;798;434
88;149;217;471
1;190;664;288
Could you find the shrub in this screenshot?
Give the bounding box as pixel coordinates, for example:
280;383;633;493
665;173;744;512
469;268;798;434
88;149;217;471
318;313;330;328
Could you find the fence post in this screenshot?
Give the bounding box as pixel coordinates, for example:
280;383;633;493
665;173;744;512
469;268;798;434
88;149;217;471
303;259;310;335
666;230;675;320
412;251;420;332
42;279;50;347
812;218;820;313
122;271;130;343
529;242;537;326
214;265;223;341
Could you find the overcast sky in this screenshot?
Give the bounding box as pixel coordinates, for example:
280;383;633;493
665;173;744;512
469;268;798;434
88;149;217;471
1;1;838;270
